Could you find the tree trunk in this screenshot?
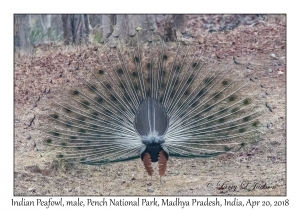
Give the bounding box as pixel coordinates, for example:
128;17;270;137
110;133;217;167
14;14;30;51
62;14;90;45
102;14;115;41
62;15;72;45
83;14;90;44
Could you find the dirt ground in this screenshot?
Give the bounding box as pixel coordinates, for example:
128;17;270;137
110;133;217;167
14;15;286;196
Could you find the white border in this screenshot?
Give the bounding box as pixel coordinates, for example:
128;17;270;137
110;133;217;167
2;0;297;209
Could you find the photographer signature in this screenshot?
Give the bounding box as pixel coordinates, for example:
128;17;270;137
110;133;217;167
207;180;276;192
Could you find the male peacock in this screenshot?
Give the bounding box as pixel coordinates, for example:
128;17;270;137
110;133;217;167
43;15;265;177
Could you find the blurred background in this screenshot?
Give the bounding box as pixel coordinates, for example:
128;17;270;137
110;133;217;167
14;14;284;53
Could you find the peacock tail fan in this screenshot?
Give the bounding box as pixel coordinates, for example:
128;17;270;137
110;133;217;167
41;15;267;176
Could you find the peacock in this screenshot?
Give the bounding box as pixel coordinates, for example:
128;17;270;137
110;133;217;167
42;15;266;177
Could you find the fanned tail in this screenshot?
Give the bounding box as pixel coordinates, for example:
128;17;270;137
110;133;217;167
42;15;266;170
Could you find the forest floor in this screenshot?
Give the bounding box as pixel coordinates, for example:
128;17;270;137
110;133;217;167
14;15;286;196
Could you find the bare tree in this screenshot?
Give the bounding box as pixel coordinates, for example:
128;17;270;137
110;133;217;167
14;14;31;51
61;14;89;45
101;14;162;47
39;15;52;31
14;14;190;51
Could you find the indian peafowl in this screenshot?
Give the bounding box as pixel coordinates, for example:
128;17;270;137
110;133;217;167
42;15;266;177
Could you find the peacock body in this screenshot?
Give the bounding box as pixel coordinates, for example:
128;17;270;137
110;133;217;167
43;15;265;177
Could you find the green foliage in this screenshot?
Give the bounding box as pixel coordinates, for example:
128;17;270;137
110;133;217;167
92;30;102;43
29;27;46;46
46;28;63;42
29;27;62;46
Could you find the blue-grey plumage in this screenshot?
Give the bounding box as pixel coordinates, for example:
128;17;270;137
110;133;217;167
134;97;169;143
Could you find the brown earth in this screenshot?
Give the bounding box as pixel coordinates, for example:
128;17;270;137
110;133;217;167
14;15;286;196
